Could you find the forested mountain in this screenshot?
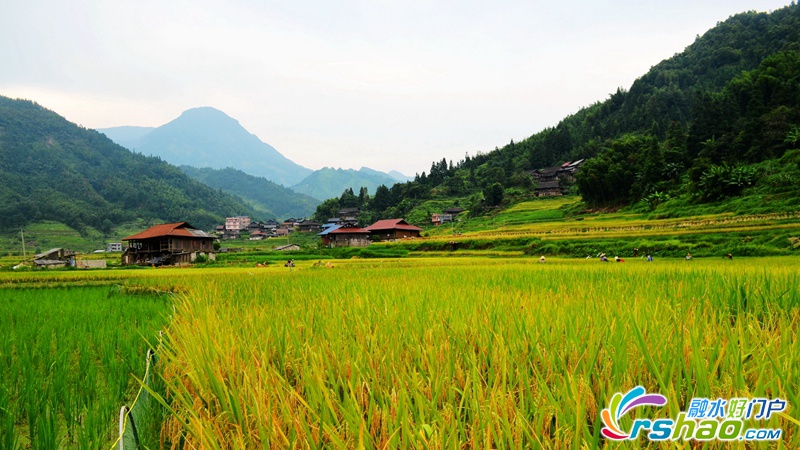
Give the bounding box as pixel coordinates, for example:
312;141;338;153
314;4;800;222
99;107;312;186
0;96;258;232
180;166;320;219
291;167;404;201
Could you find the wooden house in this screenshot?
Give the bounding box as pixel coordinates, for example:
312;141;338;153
122;222;215;266
297;220;321;233
324;225;371;248
536;180;562;197
249;230;267;240
443;207;464;216
338;208;360;225
366;219;422;241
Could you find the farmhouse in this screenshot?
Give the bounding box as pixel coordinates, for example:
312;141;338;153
249;230;267;240
366;219;422;241
322;225;371;248
529;160;585;196
432;207;464;226
122;222;215;266
297;219;321;233
536;180;563;197
33;248;77;268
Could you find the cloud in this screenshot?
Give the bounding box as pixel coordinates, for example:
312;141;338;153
0;0;792;174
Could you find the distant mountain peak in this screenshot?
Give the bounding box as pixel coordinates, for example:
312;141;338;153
99;107;312;186
178;106;238;123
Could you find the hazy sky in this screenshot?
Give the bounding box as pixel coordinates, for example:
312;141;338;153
0;1;792;176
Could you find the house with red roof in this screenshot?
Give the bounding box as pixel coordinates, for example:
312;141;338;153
121;222;215;265
365;219;422;241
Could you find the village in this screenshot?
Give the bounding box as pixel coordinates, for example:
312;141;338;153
21;208;432;268
15;161;589;269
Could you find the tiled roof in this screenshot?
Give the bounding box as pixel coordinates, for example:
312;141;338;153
328;226;370;234
365;219;422;232
318;224;343;236
536;181;561;189
122;222;211;240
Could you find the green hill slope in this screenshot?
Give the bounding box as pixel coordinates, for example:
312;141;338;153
0;96;257;233
316;4;800;223
291;167;402;201
180;166;320;219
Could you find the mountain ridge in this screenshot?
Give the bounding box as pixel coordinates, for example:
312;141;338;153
291;166;402;201
179;166;320;219
0;96;259;233
99;107;312;186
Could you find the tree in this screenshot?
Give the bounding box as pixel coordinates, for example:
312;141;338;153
484;182;504;207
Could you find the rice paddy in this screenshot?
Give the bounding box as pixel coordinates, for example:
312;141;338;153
0;285;171;448
1;257;799;448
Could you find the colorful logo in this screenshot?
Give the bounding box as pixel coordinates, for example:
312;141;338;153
600;387;786;441
601;386;668;440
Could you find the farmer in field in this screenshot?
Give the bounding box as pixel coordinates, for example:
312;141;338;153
600;253;609;262
726;253;733;260
686;253;692;261
539;255;546;263
647;254;653;262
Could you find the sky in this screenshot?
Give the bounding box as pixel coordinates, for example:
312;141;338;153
0;1;793;176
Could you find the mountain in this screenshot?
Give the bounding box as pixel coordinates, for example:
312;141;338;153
291;167;402;201
98;126;154;149
0;96;258;232
180;166;320;219
99;107;312;186
388;170;412;182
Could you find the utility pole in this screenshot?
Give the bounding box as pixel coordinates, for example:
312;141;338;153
21;228;27;260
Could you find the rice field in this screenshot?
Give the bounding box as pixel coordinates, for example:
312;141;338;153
152;257;800;448
0;285;171;449
2;257;799;448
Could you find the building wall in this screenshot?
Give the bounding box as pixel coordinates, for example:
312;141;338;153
371;230;420;241
76;260;107;268
226;216;251;231
329;238;370;248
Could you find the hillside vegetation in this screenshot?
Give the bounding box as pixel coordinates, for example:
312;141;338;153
180;166;320;219
291;167;404;202
0;97;257;233
313;4;800;224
